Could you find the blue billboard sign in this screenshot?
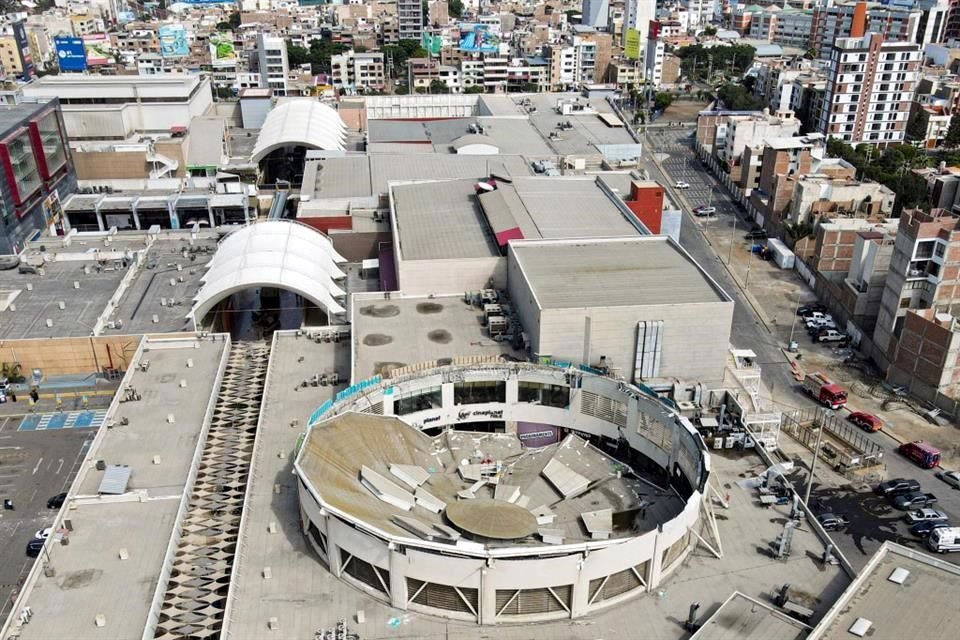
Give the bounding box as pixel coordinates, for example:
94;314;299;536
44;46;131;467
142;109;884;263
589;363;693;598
458;23;500;54
159;24;189;58
54;36;86;72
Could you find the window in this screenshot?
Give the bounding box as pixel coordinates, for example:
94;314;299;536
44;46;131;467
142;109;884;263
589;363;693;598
394;385;442;415
32;110;67;178
1;129;42;205
518;382;569;408
454;381;505;405
935;243;946;258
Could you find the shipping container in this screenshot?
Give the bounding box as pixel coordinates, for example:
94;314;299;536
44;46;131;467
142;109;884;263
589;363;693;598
766;238;795;270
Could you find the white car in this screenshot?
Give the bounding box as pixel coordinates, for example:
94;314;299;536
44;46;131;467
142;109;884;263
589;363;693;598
937;470;960;489
35;527;52;540
674;181;691;189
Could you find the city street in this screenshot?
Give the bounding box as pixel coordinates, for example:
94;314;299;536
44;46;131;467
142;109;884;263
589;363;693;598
642;128;960;568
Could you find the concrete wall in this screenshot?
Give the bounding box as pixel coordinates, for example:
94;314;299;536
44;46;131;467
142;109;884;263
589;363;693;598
536;302;734;383
398;256;506;296
0;335;140;376
73;143;186;180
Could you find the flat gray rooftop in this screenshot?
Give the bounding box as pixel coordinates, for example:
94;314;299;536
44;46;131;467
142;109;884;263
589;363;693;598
187;116;225;168
351;294;525;380
0;232;215;339
301;153;534;201
11;336;227;640
392;176;641;262
223;332;348;640
367;118;554;156
393;179;500;260
814;543;960;640
692;592;810;640
511;237;729;309
299;417;682;545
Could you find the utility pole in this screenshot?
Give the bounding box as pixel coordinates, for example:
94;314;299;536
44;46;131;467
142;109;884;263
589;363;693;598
803;420;825;507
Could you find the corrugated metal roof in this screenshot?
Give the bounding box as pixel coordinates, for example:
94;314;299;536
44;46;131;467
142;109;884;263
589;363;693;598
511;237;729;309
98;464;132;495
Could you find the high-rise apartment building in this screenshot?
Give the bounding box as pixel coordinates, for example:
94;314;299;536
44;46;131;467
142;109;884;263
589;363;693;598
582;0;609;29
817;33;920;146
622;0;655;51
811;1;920;59
397;0;423;42
257;33;290;97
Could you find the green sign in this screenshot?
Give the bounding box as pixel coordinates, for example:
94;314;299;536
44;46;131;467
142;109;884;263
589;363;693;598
625;28;640;60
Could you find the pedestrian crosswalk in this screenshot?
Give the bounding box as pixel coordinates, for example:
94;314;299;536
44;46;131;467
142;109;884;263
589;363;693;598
18;410;108;432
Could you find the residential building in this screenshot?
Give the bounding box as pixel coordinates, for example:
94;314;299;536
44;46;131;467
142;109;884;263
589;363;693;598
257;33;290;97
582;0;609;29
687;0;718;29
811;1;921;60
623;0;655;51
817;33;921;146
711;110;801;182
0;36;23;77
331;50;386;93
397;0;423;42
610;59;642;92
645;22;666;86
874;208;960;367
0;100;76;254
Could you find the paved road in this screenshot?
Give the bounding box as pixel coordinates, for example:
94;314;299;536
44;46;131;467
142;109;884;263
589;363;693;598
642;128;960;567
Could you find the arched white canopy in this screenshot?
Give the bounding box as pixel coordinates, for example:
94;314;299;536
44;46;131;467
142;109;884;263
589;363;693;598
251;100;347;163
189;220;347;322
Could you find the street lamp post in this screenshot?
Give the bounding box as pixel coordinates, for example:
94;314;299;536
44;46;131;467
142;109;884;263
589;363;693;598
788;290;803;346
804;421;825;507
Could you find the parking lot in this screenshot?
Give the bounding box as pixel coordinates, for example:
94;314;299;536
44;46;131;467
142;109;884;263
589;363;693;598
0;413;99;621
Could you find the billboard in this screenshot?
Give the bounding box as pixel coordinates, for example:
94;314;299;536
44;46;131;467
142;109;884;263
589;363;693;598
209;34;237;64
624;28;640;60
82;33;115;66
159;24;189;58
12;21;34;80
458;23;500;54
54;36;86;72
117;11;135;24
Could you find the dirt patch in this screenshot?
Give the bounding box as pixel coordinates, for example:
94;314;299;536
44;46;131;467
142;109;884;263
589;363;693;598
427;329;452;344
416;302;444;314
359;304;400;318
60;568;101;590
362;334;393;346
374;361;407;376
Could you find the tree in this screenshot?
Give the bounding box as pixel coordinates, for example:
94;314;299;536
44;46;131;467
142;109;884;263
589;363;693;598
716;83;762;110
703;26;717;37
654;92;673;112
804;48;818;60
946;112;960;147
287;45;310;68
784;222;814;242
214;87;233;100
676;43;756;83
448;0;464;18
227;11;241;29
429;79;450;94
464;85;485;94
906;108;930;143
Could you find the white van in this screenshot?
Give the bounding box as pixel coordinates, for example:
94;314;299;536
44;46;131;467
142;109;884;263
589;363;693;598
927;526;960;553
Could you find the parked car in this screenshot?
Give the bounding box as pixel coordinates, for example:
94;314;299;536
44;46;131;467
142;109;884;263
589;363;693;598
797;303;827;317
927;526;960;553
46;492;67;509
674;181;691;189
25;539;44;558
847;412;882;433
816;513;849;532
936;470;960;489
894;492;938;510
35;527;52;540
744;228;768;240
815;329;849;344
905;508;949;524
910;520;950;537
693;206;717;216
875;478;921;497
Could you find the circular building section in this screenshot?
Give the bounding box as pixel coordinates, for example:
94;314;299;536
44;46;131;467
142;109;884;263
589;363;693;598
295;363;710;624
